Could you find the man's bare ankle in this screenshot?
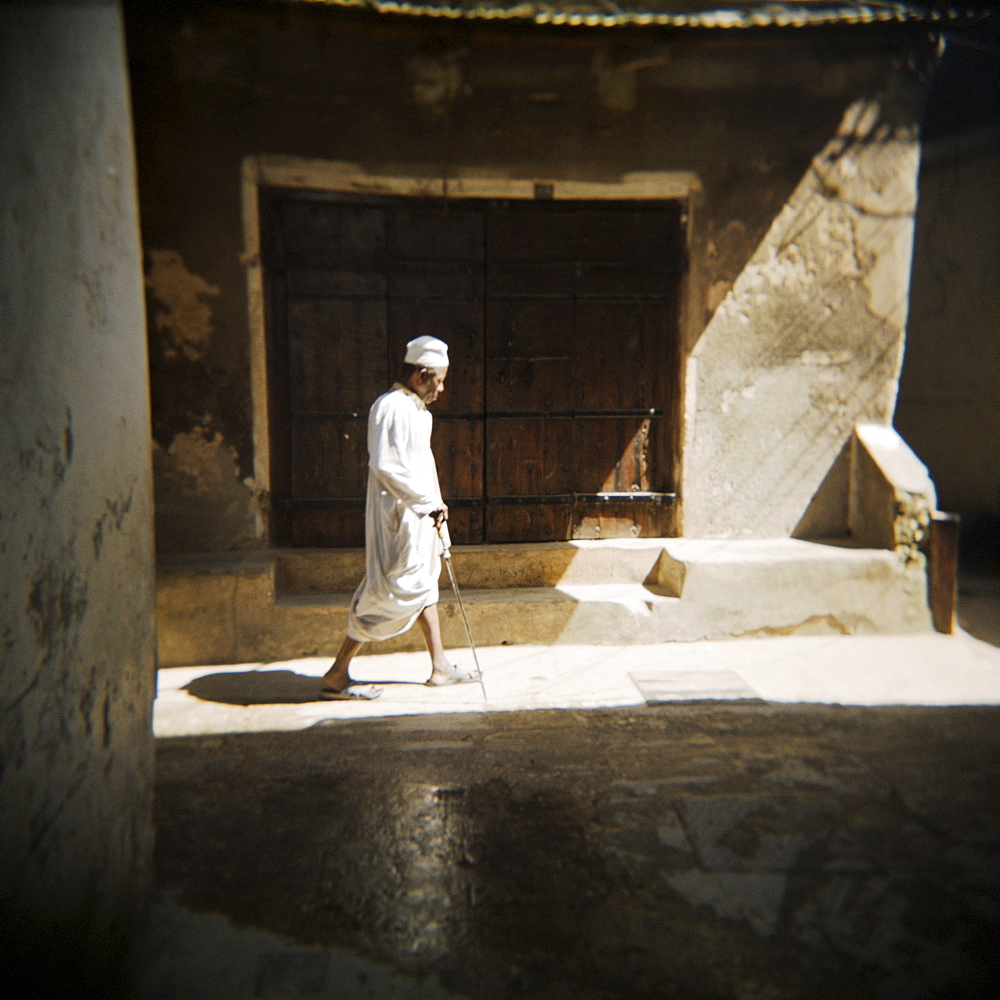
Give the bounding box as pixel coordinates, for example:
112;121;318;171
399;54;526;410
322;667;350;689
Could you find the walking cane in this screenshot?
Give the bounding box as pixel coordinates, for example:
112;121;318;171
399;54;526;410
436;521;487;702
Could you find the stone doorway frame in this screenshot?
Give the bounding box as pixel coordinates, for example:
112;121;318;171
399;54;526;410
241;155;700;544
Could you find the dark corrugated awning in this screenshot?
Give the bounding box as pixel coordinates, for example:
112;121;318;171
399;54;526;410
284;0;994;29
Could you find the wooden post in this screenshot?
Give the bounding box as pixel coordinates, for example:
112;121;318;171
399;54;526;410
928;512;961;634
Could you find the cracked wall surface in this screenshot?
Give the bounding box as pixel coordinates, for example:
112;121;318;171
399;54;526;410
0;5;155;991
682;93;925;538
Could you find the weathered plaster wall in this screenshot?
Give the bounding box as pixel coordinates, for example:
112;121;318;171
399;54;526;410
0;4;156;992
125;6;932;550
682;92;925;537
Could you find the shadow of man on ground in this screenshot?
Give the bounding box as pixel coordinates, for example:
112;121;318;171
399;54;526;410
183;670;423;706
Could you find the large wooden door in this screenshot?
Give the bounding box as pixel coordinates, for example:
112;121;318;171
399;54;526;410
261;190;681;547
261;192;486;546
485;201;682;541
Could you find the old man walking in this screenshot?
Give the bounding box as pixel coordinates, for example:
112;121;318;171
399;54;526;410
321;335;480;699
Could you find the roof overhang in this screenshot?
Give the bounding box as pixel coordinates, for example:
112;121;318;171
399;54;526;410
278;0;995;30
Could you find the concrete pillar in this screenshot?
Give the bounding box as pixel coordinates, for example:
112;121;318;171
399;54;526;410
0;3;155;994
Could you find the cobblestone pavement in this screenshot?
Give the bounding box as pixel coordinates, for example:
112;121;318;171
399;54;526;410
142;701;1000;1000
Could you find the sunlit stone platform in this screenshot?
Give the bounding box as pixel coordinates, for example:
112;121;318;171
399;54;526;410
156;538;935;669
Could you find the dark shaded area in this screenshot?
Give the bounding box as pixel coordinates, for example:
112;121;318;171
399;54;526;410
184;670;331;705
960;514;1000;574
0;910;136;1000
896;16;1000;574
922;22;1000;143
155;703;1000;999
183;670;427;704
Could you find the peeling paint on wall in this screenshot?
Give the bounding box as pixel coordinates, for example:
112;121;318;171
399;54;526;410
145;249;219;362
166;428;243;495
153;428;263;552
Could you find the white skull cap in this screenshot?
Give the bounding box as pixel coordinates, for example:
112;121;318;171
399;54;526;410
405;335;449;369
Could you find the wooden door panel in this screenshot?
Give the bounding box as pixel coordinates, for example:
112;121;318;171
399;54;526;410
488;204;682;263
287;297;387;412
290;506;365;548
483;201;680;543
290;417;367;498
568;206;685;263
276;201;385;267
430;413;486;544
576;263;675;299
286;268;386;299
574;418;659;493
487;417;575;497
485;504;572;544
433;420;484;500
442;505;485;547
572;501;675;540
388;204;485;261
488;207;580;262
488;262;575;298
388;264;483;301
574;301;669;411
486;299;571;361
486;499;672;543
486;359;572;415
266;190;680;547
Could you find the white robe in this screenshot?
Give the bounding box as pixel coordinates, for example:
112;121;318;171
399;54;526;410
347;384;449;642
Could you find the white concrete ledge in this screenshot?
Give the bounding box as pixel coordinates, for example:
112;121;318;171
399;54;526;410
157;538;934;667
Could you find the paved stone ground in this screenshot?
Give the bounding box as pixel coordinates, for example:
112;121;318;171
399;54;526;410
140;701;1000;1000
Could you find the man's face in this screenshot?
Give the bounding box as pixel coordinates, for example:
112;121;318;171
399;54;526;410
418;367;447;405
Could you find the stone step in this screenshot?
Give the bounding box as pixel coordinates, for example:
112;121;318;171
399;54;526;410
156;538;934;667
649;538;932;639
274;539;669;593
273;583;676;651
